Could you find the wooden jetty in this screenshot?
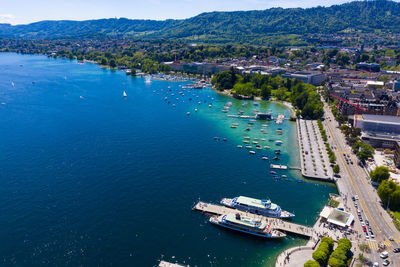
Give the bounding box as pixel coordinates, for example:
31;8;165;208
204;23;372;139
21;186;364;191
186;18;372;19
193;201;313;238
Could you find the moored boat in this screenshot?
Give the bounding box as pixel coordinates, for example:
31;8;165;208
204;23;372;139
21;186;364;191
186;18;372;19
221;196;295;219
209;213;286;239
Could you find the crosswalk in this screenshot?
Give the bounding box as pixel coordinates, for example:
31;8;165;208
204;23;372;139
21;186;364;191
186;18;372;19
368;238;397;250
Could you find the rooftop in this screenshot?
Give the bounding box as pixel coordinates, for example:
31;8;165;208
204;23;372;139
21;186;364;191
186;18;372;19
361;114;400;125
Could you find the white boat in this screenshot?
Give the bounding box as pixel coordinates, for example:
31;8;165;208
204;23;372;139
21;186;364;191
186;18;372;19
123;91;127;98
145;76;152;84
249;151;256;154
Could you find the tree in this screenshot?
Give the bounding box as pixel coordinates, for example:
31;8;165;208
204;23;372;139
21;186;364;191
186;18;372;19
260;84;272;99
109;59;117;68
304;260;320;267
377;180;397;208
359;243;371;254
370;166;390;183
312;249;329;266
211;70;237;90
333;164;340;174
352;142;374;162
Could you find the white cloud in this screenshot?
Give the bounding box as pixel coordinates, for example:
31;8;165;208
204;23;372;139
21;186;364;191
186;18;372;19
0;14;17;25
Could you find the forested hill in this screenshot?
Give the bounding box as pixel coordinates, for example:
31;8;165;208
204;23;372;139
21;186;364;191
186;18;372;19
1;0;400;44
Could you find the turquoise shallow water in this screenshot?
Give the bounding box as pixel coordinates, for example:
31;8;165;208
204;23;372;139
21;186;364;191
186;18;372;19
0;53;336;266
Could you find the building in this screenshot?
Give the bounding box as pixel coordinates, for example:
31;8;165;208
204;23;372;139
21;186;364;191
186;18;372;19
394;80;400;92
358;115;400;148
358;115;400;135
356;62;380;72
320;206;354;228
282;71;326;86
395;141;400;168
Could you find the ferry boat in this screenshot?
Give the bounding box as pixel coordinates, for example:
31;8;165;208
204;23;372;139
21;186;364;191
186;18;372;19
221;196;295;219
209;213;286;239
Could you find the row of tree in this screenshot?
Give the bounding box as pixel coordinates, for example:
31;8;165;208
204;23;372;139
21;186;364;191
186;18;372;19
305;237;352;267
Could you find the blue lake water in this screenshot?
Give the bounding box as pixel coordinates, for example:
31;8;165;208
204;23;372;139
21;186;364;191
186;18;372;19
0;53;336;266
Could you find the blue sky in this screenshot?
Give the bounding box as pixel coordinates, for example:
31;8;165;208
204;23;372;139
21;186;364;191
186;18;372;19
0;0;397;25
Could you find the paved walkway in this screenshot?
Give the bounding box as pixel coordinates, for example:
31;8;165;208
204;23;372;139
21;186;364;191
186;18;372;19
297;119;333;180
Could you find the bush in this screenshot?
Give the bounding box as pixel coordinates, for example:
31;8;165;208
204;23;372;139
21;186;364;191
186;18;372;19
304;260;320;267
312;237;333;265
328;238;352;267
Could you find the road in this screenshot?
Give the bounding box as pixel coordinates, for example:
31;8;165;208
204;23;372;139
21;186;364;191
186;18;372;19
322;102;400;265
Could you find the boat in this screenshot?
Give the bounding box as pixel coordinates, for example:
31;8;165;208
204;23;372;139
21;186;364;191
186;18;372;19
270;171;277;175
245;128;250;131
187;112;190;115
209;213;286;239
244;136;251;140
256;145;262;150
249;151;256;154
245;145;252;149
123;91;127;98
273;156;280;161
221;196;295;219
243;140;250;144
264;146;270;150
214;137;220;141
252;141;259;144
237;145;243;148
262;156;269;160
195;109;198;112
274;149;281;155
282;175;287;178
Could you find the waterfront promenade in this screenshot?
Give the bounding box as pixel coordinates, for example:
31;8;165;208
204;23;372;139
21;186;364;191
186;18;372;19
297;119;333;181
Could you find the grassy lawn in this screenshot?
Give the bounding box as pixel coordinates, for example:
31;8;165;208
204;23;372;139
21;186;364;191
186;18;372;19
393;211;400;221
328;199;340;208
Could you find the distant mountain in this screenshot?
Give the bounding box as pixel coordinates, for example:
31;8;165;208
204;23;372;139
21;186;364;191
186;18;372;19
1;0;400;45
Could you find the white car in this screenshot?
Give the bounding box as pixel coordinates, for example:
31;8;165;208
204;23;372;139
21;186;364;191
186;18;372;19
373;262;379;267
361;222;365;226
380;251;389;259
355;195;359;200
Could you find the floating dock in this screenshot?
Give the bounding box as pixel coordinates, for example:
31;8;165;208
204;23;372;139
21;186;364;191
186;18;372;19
193;201;313;237
270;164;288;170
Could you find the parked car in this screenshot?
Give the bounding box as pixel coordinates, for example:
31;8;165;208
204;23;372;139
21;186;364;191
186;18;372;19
393;248;400;253
380;251;389;259
383;259;390;266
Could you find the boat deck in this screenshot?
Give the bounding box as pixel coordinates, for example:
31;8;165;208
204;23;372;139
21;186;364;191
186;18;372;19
193;201;313;238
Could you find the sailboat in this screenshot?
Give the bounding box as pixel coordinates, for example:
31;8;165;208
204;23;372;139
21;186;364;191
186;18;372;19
123;91;127;98
11;82;15;88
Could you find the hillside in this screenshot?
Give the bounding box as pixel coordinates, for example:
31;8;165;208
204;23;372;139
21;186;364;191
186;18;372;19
1;0;400;45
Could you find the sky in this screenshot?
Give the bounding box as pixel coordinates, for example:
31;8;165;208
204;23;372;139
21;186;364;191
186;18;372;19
0;0;397;25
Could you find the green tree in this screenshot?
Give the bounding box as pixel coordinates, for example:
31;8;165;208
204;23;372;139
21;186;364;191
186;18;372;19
370;166;390;183
109;59;117;68
333;164;340;174
377;180;397;208
260;84;272;99
352;142;374;162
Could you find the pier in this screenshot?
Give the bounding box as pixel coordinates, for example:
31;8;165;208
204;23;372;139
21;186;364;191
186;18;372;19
270;164;288;170
193;201;314;238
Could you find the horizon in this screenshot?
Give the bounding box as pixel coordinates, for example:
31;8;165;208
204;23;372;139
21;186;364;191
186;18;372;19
2;0;398;26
